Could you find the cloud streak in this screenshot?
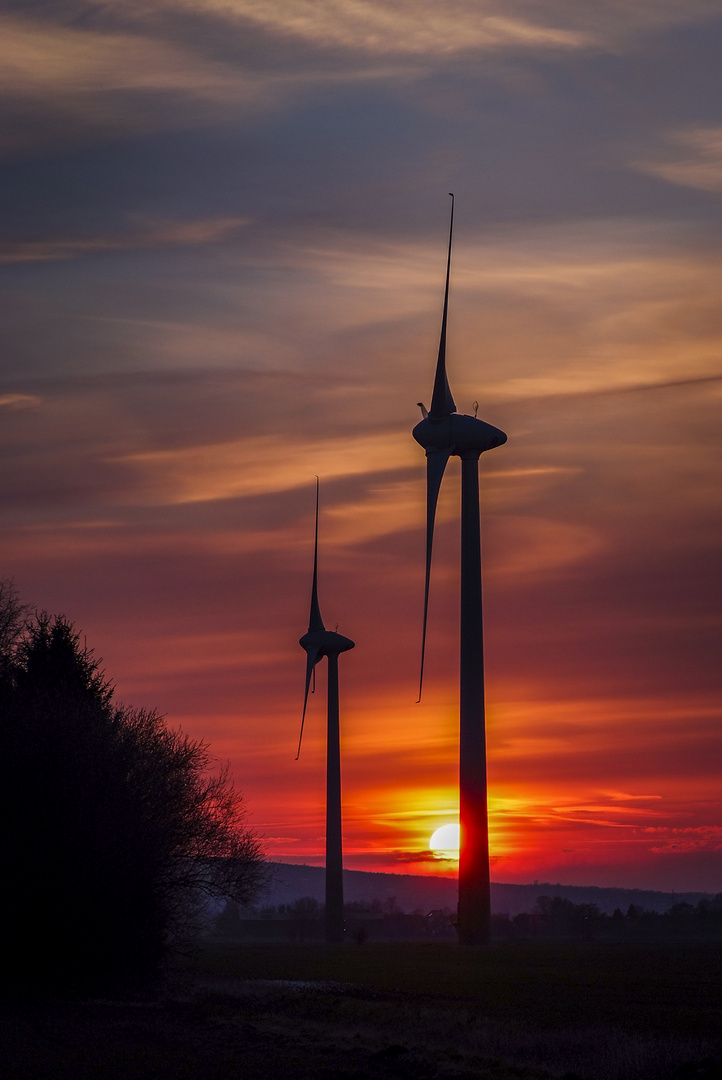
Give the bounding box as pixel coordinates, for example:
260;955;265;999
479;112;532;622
635;126;722;194
0;216;249;264
0;12;263;101
225;0;593;54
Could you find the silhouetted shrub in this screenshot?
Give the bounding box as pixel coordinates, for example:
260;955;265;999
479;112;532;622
0;606;265;994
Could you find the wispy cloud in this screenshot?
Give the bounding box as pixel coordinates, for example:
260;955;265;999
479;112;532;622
0;14;258;100
221;0;592;54
0;393;41;409
116;431;417;505
0;12;277;151
283;222;722;398
635;126;722;194
645;826;722;854
148;0;722;59
0;216;249;265
0;0;590;158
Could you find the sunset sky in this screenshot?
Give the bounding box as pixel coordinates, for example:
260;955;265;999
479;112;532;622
2;0;721;893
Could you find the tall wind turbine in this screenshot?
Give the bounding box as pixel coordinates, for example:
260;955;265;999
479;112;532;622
413;195;507;946
296;479;355;944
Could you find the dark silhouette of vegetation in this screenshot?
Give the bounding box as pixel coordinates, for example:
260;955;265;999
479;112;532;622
0;579;28;669
493;893;722;942
213;891;722;946
0;592;265;994
212;895;457;942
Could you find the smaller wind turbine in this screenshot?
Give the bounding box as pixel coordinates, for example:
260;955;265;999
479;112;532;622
296;479;355;944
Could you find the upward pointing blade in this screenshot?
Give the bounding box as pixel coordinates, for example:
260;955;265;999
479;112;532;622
429;193;457;421
296;645;321;759
308;476;324;633
418;447;452;701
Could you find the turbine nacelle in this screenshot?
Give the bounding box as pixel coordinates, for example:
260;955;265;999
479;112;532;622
299;628;355;660
413;412;507;457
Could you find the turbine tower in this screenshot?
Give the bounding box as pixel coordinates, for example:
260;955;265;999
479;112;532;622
413;195;507;946
296;479;355;944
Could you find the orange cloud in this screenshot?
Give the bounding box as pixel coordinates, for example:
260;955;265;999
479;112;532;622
116;431;417;506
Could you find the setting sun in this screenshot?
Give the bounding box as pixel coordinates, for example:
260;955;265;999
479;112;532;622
429;823;460;857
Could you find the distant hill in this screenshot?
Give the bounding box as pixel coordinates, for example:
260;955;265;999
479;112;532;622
262;863;712;916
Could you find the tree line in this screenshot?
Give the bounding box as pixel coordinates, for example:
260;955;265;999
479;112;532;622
0;581;266;994
213;892;722;944
496;893;722;942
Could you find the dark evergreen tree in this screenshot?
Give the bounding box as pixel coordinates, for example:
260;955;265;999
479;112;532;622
0;606;265;994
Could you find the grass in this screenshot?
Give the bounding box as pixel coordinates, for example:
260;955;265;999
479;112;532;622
193;940;722;1035
4;941;721;1080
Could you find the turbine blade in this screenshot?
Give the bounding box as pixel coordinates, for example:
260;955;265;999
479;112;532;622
296;647;321;759
308;477;325;632
429;193;457;421
418;447;451;701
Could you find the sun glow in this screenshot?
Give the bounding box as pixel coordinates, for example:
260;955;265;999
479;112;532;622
429;823;460;857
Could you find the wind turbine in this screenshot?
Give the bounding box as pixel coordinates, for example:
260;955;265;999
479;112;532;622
296;479;355;944
413;194;507;946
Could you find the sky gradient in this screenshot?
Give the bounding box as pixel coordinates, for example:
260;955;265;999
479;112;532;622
2;0;721;892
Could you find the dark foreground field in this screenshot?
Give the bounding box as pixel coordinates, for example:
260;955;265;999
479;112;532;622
4;942;722;1080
